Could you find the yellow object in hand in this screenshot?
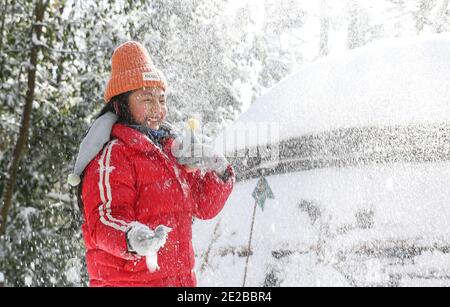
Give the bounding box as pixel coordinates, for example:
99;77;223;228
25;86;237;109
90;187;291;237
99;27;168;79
187;118;199;131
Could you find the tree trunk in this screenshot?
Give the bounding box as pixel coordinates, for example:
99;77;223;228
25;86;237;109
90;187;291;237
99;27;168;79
319;18;330;57
0;0;8;82
0;0;7;51
0;0;49;236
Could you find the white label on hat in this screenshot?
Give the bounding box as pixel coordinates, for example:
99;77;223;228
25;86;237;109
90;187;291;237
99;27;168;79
142;71;160;81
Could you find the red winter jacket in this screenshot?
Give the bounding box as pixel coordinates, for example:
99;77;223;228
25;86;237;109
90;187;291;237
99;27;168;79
80;123;235;287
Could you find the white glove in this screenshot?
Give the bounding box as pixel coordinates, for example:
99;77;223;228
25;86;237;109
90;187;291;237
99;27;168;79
171;128;228;175
126;222;172;272
176;143;229;175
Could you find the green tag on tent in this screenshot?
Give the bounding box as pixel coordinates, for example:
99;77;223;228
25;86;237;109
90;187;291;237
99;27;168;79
252;176;274;211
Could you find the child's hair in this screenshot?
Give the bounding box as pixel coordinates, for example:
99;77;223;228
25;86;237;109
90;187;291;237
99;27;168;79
96;90;138;125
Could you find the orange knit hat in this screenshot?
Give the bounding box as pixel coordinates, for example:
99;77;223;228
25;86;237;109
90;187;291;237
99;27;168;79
104;41;167;103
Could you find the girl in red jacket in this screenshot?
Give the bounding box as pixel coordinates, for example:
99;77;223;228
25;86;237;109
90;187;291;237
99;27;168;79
69;41;235;287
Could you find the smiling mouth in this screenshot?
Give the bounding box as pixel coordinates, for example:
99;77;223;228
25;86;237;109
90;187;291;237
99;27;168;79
146;118;161;127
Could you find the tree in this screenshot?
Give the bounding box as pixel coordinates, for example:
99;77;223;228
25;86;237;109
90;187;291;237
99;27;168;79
434;0;450;32
121;0;243;134
1;0;49;236
0;0;246;286
346;1;371;50
0;0;121;286
319;0;331;58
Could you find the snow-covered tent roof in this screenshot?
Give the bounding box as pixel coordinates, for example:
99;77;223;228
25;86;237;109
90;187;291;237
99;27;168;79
215;35;450;153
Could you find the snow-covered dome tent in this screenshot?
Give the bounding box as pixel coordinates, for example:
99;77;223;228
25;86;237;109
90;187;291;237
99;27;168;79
193;35;450;287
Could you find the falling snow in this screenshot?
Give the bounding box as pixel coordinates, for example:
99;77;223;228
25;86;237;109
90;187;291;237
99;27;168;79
1;0;450;287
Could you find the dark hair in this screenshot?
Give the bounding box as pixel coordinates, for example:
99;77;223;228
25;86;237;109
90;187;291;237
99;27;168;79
96;91;138;125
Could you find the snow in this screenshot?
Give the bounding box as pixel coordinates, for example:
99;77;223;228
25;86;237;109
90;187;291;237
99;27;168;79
46;192;72;203
215;35;450;152
194;35;450;286
64;258;82;285
145;225;172;273
24;275;32;287
193;162;450;286
65;267;80;284
31;32;48;49
18;207;40;236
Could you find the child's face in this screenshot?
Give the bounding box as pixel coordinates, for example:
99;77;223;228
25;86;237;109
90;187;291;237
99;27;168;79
128;87;167;130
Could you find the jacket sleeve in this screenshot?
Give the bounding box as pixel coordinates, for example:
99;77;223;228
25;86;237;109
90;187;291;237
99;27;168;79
187;164;236;220
81;140;138;260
